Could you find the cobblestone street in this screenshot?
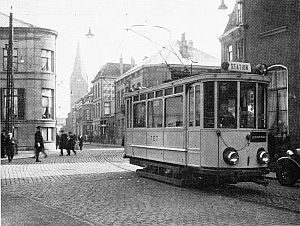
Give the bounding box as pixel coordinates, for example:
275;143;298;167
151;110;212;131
1;144;300;225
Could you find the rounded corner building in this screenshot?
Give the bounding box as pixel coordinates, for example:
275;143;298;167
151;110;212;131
0;11;58;151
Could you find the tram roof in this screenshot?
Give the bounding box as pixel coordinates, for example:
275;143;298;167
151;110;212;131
124;72;270;97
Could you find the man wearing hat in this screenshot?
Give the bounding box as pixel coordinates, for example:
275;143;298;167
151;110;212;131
34;126;47;162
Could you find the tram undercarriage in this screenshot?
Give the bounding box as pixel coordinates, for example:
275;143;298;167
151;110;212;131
128;157;269;187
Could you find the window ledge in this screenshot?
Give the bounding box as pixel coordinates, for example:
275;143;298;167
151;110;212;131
259;26;287;38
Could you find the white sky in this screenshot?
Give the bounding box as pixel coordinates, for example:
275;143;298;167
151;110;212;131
2;0;235;118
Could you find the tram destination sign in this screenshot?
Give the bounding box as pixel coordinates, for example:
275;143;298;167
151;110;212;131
228;61;251;73
250;132;267;142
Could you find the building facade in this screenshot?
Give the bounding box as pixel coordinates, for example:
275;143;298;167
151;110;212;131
91;61;131;144
73;90;94;140
219;0;300;148
0;12;58;151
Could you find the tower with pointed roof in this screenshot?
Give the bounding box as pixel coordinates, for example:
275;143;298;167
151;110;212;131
0;11;57;151
70;43;89;110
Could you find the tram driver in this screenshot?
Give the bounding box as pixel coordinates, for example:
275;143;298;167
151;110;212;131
218;101;236;128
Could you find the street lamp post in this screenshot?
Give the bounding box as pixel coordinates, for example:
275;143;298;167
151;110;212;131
5;10;14;135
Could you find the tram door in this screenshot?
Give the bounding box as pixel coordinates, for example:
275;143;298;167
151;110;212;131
186;84;202;167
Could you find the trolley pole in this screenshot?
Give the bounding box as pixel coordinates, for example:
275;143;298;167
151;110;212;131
5;10;14;135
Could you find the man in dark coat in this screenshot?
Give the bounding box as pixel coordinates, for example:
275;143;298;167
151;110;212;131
34;126;44;162
67;132;76;155
59;130;68;156
5;132;15;162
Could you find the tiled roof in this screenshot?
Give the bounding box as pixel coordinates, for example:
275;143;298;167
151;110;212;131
223;2;239;34
92;62;131;82
0;11;36;28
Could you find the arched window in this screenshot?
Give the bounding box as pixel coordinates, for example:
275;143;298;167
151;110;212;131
267;65;288;134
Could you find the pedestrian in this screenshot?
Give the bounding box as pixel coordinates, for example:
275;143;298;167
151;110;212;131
56;133;60;150
78;134;84;150
34;126;46;162
67;132;76;155
1;130;6;158
59;130;68;156
5;132;15;162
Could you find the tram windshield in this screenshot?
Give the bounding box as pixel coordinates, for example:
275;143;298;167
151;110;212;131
218;82;237;128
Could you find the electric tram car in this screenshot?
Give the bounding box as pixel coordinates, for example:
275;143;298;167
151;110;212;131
123;69;271;186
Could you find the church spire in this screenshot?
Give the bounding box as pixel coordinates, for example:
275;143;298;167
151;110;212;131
70;42;89;110
71;42;82;77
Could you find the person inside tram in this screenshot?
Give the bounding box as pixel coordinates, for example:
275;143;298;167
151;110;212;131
218;101;236;128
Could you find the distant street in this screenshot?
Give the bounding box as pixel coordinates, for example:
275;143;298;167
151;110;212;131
1;144;300;225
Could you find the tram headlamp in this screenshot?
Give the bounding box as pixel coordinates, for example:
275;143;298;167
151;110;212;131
257;148;269;164
286;150;294;156
223;147;239;165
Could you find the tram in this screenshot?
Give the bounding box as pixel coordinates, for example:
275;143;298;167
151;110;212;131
124;67;271;186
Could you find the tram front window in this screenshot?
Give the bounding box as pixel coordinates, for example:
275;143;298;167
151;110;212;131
218;82;237;128
240;82;256;128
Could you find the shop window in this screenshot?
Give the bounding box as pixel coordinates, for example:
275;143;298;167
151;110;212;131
41;127;54;141
1;88;25;120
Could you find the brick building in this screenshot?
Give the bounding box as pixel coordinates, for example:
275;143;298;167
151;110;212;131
219;0;300;148
0;12;57;151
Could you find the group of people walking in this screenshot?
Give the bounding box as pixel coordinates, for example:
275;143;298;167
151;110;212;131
56;130;84;156
1;126;84;163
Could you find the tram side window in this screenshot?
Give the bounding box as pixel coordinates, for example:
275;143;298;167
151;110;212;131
189;87;194;127
258;84;267;129
133;102;146;128
148;99;163;128
204;82;214;128
126;98;132;128
195;85;201;126
240;82;256;128
218;82;237;128
165;96;183;127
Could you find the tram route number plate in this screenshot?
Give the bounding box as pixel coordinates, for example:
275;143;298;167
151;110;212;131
250;132;267;142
